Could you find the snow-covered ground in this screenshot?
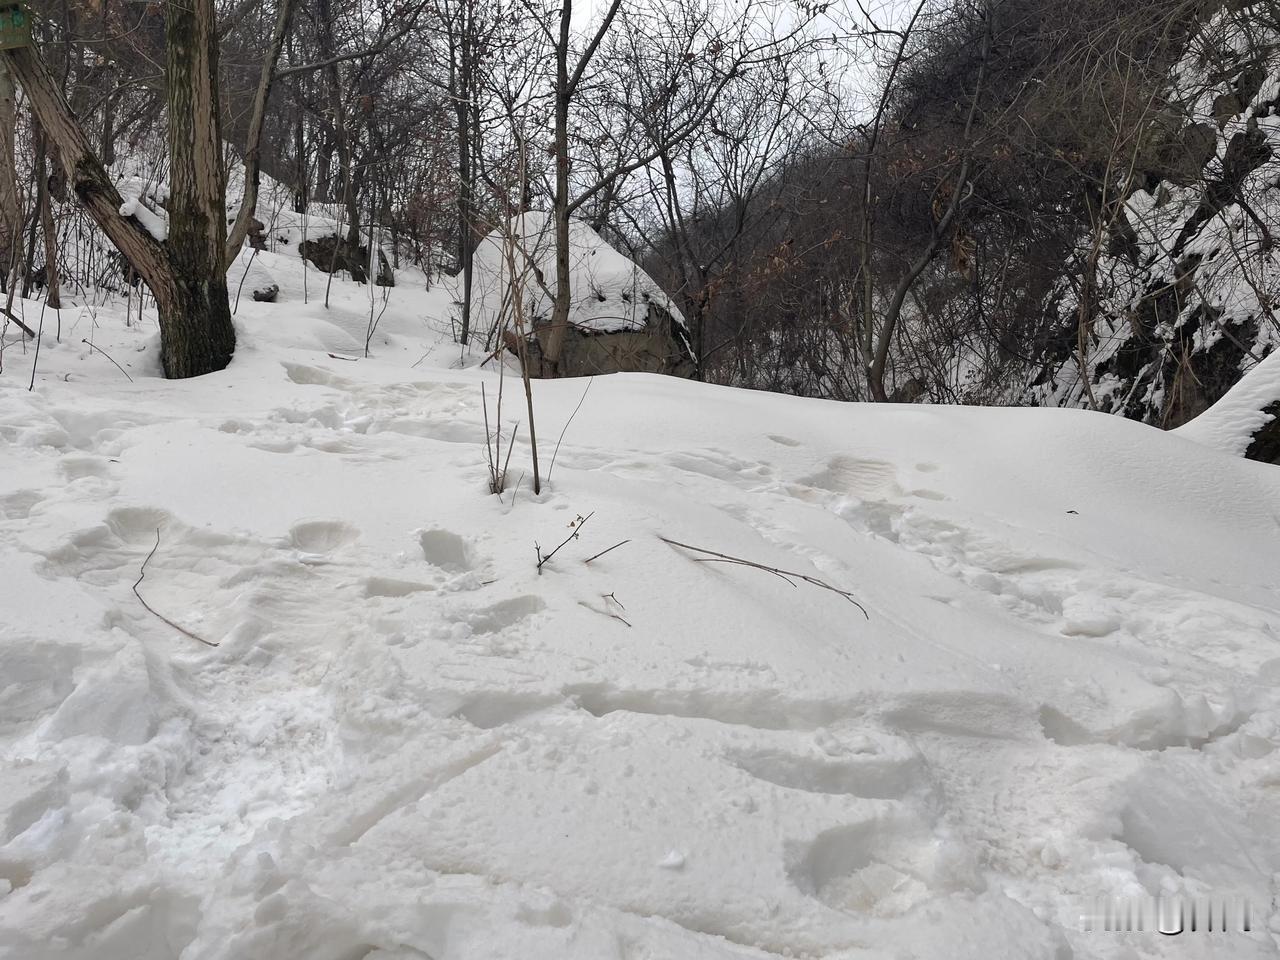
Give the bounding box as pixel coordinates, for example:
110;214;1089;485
2;249;1280;960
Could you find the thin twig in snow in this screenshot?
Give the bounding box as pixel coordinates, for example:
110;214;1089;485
232;246;259;314
584;539;630;564
547;376;593;482
133;529;219;647
28;300;46;390
536;512;594;573
81;339;134;382
659;537;870;619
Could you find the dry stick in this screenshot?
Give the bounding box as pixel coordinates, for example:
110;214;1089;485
232;245;260;315
81;338;133;382
600;592;631;627
583;539;630;564
1;305;33;337
482;382;499;494
546;376;593;483
133;529;219;647
27;298;45;390
511;471;526;509
536;511;595;573
660;537;870;619
501;421;520;489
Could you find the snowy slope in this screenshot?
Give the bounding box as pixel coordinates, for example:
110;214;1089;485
1;254;1280;960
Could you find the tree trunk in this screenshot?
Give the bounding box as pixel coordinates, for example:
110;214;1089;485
35;126;60;309
453;1;475;344
4;47;172;294
543;1;573;378
163;0;235;376
0;59;23;291
100;78;117;166
225;0;298;264
292;85;308;213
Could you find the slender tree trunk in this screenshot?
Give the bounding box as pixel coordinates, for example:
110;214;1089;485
866;1;991;402
317;0;361;262
543;0;573;377
0;59;23;292
225;0;298;264
293;106;308;213
453;1;475;344
36;127;60;309
100;77;117;166
3;48;172;294
162;0;235;376
21;135;41;299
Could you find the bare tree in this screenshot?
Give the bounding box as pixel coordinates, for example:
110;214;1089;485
3;0;294;376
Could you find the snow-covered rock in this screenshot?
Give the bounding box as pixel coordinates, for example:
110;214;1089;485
463;211;687;335
1029;6;1280;429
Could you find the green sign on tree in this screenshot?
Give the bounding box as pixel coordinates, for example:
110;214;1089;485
0;5;30;51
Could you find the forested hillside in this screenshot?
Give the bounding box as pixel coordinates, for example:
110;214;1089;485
3;1;1280;957
2;0;1278;451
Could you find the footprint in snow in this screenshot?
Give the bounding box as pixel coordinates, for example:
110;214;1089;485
727;735;923;800
419;528;474;572
288;520;360;560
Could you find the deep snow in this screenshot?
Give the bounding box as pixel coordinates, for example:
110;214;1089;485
1;248;1279;960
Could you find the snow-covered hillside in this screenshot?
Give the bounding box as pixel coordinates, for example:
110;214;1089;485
2;249;1280;960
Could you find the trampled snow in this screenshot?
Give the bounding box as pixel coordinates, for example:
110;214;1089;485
1;251;1279;959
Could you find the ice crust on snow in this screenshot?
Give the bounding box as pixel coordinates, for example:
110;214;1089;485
2;233;1280;960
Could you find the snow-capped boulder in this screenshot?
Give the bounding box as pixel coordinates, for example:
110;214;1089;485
460;211;694;377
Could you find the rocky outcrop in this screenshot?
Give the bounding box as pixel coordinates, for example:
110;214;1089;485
1027;9;1280;435
298;234;394;286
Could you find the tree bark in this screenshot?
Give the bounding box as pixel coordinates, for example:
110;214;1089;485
452;0;476;344
2;31;240;378
163;0;235;377
0;59;23;291
226;0;298;264
3;47;173;297
543;0;574;377
35;126;60;309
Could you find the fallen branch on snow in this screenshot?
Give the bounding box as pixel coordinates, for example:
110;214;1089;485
133;529;220;647
81;339;134;382
2;306;35;337
659;537;870;619
583;539;630;564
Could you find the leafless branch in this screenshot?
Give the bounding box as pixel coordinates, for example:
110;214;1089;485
133;529;219;647
659;536;869;618
536;511;594;572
